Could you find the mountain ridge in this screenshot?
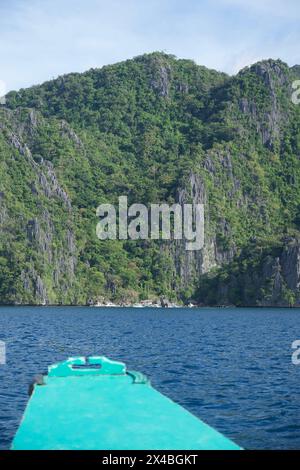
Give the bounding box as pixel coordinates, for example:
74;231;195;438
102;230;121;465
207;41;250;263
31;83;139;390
1;52;300;306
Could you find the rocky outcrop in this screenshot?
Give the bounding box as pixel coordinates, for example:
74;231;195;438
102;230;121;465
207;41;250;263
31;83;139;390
239;60;290;149
198;238;300;307
148;54;172;98
259;241;300;306
60;120;84;149
37;160;71;208
21;267;48;305
281;239;300;291
166;171;235;294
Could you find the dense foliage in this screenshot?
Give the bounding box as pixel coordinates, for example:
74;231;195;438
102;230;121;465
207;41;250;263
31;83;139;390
0;53;300;305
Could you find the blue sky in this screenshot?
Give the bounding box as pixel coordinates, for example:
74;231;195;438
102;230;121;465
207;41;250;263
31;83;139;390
0;0;300;92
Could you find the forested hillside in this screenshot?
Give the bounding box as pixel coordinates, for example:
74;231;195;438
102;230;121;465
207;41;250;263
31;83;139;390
1;52;300;306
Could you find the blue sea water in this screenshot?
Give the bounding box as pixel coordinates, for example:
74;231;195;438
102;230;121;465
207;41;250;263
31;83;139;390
0;306;299;450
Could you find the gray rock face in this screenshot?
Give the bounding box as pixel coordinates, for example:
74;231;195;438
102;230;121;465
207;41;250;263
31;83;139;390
239;60;290;149
60;120;84;149
21;266;48;305
38;160;71;208
163;172;235;293
281;239;300;291
258;241;300;306
149;56;172;98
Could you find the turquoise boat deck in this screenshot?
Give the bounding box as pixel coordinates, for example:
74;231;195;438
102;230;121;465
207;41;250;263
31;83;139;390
12;357;241;450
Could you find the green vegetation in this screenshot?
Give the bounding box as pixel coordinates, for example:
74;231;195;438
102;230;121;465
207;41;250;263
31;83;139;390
0;53;300;305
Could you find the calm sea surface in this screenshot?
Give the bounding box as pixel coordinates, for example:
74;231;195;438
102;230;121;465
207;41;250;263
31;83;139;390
0;306;300;450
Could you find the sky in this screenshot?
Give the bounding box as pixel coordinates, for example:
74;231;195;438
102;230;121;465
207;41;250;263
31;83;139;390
0;0;300;93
